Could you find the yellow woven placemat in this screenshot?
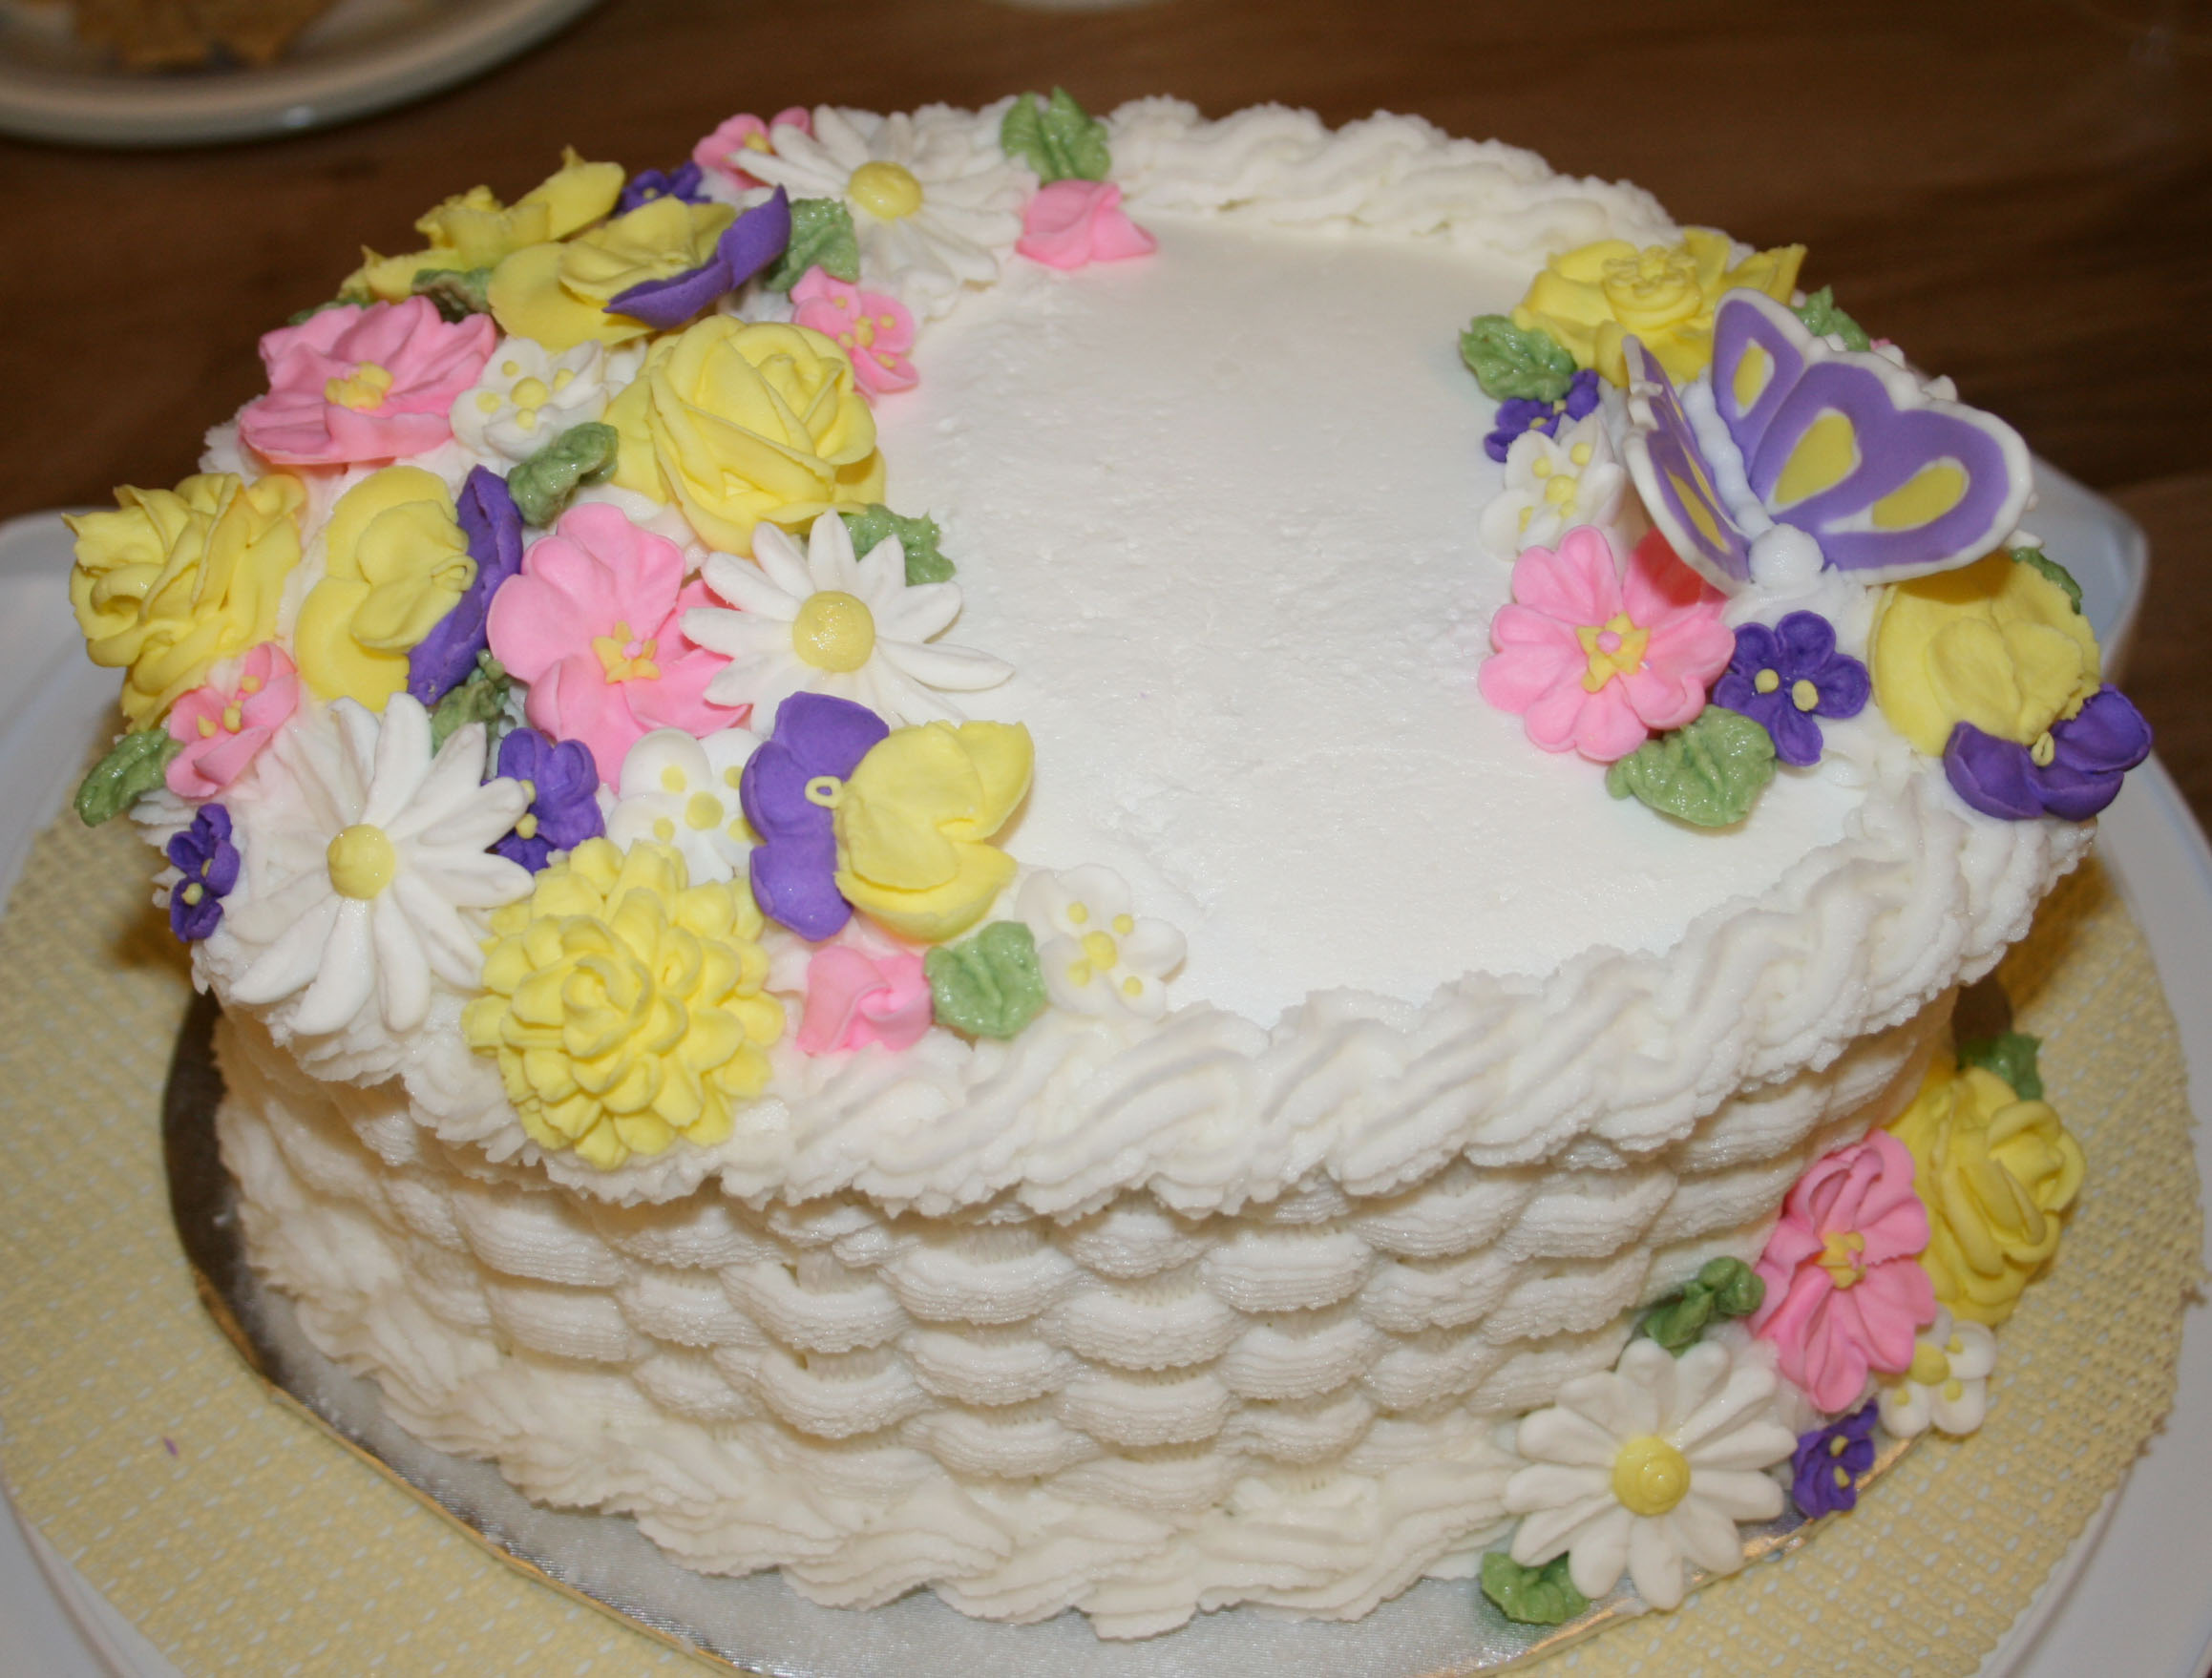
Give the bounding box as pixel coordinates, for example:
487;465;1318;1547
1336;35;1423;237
0;813;2198;1677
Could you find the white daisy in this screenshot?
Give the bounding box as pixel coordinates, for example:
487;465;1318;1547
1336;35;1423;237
1479;414;1630;561
1504;1334;1796;1611
600;725;763;885
683;514;1012;726
738;105;1029;323
449;336;642;468
224;697;531;1037
1875;1308;1996;1438
1018;866;1186;1022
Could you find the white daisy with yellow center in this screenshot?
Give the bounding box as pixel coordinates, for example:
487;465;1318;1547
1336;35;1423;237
1018;866;1187;1022
449;335;640;469
601;725;764;886
1875;1307;1996;1438
1479;413;1630;562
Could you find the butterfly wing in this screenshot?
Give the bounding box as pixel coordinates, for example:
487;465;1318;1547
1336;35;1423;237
1619;336;1758;590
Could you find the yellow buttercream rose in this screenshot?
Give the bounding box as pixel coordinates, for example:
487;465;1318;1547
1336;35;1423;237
606;317;887;555
1885;1051;2086;1326
1512;227;1806;386
294;467;475;710
834;721;1033;944
67;472;305;729
1868;552;2102;758
488;194;737;351
463;839;783;1170
344;148;626;304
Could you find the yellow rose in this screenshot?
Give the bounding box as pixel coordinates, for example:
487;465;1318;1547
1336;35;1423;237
1512;227;1806;386
606;317;887;555
1868;553;2102;757
1885;1052;2086;1326
294;467;475;710
834;721;1033;944
463;839;783;1170
488;195;736;351
67;472;305;729
344;148;626;303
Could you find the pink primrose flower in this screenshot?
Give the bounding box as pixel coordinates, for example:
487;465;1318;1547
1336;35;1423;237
796;945;933;1055
693;106;814;191
790;267;917;396
238;297;494;467
1751;1130;1937;1413
1015;179;1158;271
164;643;299;799
487;502;744;786
1478;527;1733;764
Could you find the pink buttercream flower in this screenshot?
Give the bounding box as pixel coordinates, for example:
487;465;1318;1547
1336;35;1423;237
238;297;495;467
1478;527;1733;763
790;267;917;396
796;945;933;1055
1015;179;1158;271
163;642;299;799
487;502;744;786
692;106;814;191
1751;1130;1937;1413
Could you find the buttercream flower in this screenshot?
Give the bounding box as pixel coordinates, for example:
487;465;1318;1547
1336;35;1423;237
1480;528;1734;763
790;268;917;396
1884;1053;2085;1325
603;724;763;886
490;726;605;872
240;297;495;466
295;467;476;712
797;944;933;1055
1944;687;2150;823
1485;367;1602;465
344;149;625;303
1875;1308;1997;1437
1505;1336;1796;1611
486;502;745;785
164;643;299;799
736;104;1029;322
407;467;522;707
1788;1404;1878;1520
1867;551;2102;759
166;804;239;942
462;837;784;1170
738;693;889;939
1712;611;1870;768
226;697;531;1036
488;195;738;352
614;158;710;216
1015;179;1157;271
1017;866;1185;1021
1511;229;1806;386
602;189;792;331
1750;1131;1935;1413
1477;413;1630;560
450;338;640;467
833;719;1033;944
68;472;305;729
604;317;886;556
693;107;813;193
685;513;1010;725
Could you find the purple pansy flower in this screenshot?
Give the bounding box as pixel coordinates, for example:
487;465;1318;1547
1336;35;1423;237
1712;610;1870;767
490;727;605;872
167;804;239;941
1944;687;2151;823
408;467;523;707
1483;367;1601;464
613;159;709;216
739;692;889;940
1790;1403;1879;1519
606;187;792;330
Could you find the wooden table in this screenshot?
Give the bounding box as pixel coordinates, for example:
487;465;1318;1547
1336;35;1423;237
4;0;2207;813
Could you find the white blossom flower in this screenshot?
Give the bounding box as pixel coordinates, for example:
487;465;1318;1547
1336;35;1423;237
737;105;1029;323
224;697;531;1036
1479;414;1629;561
600;725;763;884
450;336;641;468
1018;866;1186;1021
1505;1334;1796;1611
683;514;1012;726
1875;1308;1996;1438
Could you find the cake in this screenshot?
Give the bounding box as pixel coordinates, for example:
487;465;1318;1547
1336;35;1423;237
66;94;2140;1640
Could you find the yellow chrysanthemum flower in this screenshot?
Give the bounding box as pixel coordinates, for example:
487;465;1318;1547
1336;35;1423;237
834;720;1033;944
344;148;627;304
293;467;475;711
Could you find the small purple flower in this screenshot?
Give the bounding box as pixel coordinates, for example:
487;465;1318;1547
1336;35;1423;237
740;692;889;940
1712;610;1870;767
607;187;792;330
1790;1403;1878;1519
613;159;708;216
167;804;239;941
408;467;523;707
491;727;604;872
1945;687;2152;823
1483;367;1601;464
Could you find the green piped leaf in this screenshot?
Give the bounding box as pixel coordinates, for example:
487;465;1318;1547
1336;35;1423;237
764;199;860;292
430;653;512;752
1606;706;1777;829
839;504;955;585
1001;88;1112;183
75;730;182;826
1641;1257;1766;1353
1794;285;1873;353
1958;1030;2044;1101
2010;546;2084;615
1458;314;1576;402
1480;1551;1589;1626
411;265;495;322
507;422;620;529
925;921;1046;1039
